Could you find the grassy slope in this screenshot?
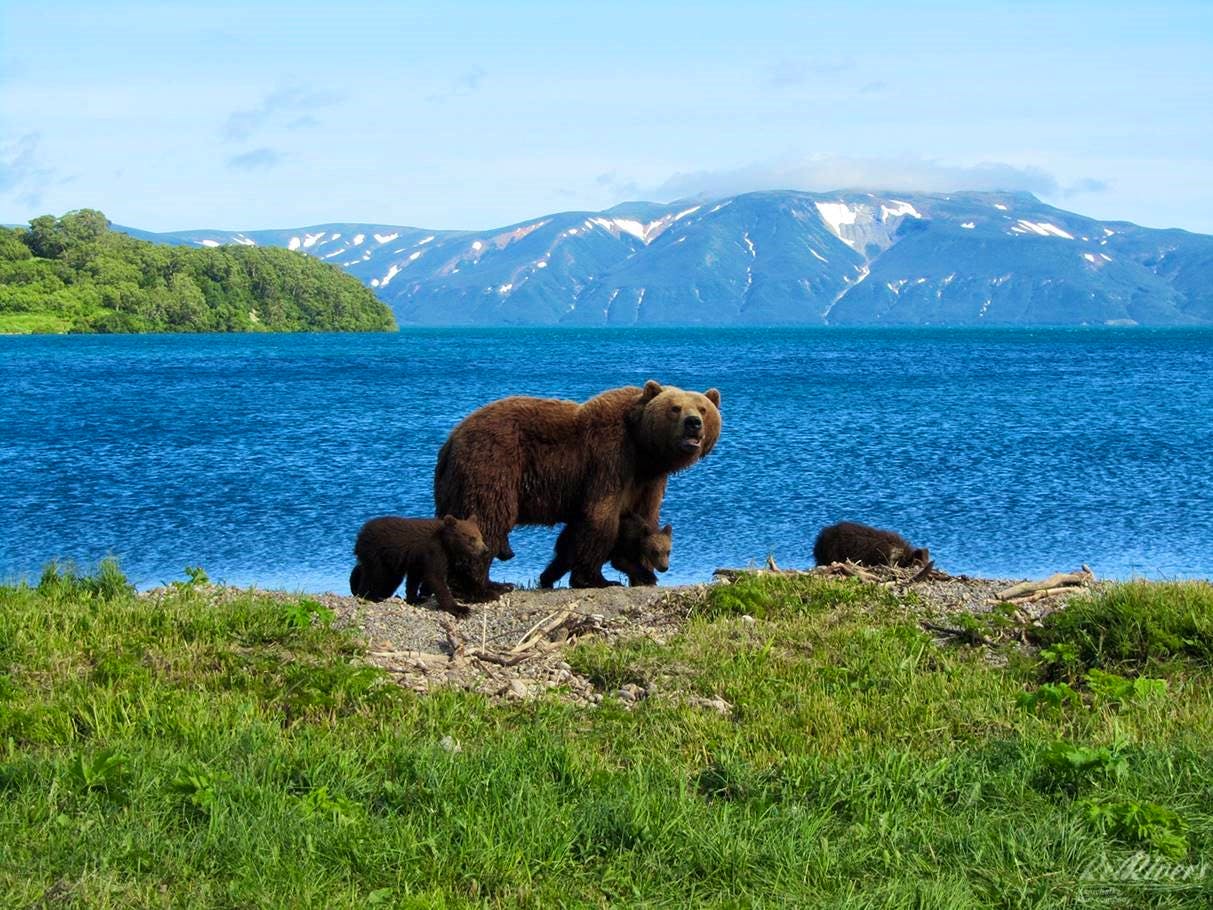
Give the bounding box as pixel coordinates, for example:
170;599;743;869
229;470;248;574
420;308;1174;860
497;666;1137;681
2;566;1212;908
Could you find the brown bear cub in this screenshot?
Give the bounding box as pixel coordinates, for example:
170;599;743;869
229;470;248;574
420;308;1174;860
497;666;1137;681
349;515;490;616
539;513;674;589
813;521;930;569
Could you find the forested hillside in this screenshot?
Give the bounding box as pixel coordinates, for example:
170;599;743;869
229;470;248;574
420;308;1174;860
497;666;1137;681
0;210;396;334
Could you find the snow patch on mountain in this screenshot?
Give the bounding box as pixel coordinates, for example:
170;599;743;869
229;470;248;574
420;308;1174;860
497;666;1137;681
881;201;922;221
815;202;859;234
1011;220;1074;240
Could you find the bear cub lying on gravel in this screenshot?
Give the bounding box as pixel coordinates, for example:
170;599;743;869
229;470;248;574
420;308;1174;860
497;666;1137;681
540;513;674;589
349;515;490;616
813;521;930;569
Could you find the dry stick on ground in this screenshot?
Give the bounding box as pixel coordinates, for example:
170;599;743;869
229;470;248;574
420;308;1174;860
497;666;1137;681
512;606;577;653
439;618;465;662
1004;587;1090;606
367;649;450;666
921;620;992;647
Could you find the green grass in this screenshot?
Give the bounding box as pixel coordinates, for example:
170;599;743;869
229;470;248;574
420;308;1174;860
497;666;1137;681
3;567;1213;907
1034;580;1213;672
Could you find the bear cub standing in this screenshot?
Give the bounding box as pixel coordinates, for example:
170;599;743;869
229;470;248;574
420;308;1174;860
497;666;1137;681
813;521;930;569
350;515;489;616
540;513;673;589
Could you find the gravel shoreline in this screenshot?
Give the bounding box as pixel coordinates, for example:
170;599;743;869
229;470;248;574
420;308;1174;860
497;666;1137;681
144;566;1096;707
299;565;1089;706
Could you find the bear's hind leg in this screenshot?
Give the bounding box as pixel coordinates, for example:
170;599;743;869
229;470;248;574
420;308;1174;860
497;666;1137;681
353;561;404;602
539;525;576;589
567;510;622;589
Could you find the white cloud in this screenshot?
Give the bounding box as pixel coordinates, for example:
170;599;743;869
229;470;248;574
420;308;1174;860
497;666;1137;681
222;85;341;142
649;155;1087;200
0;132;55;205
226;147;284;171
425;66;488;103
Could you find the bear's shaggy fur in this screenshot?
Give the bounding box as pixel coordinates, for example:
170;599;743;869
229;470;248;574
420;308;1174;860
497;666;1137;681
349;514;489;616
539;513;674;589
435;380;720;595
812;521;930;569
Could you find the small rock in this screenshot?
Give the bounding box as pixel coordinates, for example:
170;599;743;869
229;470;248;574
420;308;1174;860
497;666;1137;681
439;735;462;754
740;614;756;626
689;695;733;716
508;679;530;700
618;683;645;702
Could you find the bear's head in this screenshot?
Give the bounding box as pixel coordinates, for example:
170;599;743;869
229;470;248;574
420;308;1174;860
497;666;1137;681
440;514;491;560
629;380;722;471
641;522;674;573
904;546;931;569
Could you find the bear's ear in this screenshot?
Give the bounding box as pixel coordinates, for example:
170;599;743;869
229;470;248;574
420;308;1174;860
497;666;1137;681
704;388;721;408
467;512;480;527
442;514;457;527
629;380;664;425
661;523;673;537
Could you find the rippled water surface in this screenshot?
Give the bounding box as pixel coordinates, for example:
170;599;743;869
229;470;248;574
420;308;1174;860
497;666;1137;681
2;328;1211;591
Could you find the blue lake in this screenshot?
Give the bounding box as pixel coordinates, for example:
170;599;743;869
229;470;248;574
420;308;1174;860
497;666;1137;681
2;328;1211;591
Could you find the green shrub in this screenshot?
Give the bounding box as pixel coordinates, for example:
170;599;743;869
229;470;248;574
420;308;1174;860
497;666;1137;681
1039;741;1128;791
1082;797;1189;858
1017;682;1082;715
1085;669;1168;705
1034;581;1213;671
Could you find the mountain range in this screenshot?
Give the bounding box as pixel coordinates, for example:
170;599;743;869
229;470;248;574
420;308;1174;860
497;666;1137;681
119;191;1213;326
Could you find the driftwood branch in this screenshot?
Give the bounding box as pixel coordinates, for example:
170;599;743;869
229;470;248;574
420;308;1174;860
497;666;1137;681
996;567;1094;602
466;648;530;667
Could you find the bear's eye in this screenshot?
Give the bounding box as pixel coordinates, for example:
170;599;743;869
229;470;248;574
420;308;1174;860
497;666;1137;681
670;405;682;414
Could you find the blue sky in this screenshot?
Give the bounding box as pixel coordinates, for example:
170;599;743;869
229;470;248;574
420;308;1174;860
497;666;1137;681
2;0;1211;233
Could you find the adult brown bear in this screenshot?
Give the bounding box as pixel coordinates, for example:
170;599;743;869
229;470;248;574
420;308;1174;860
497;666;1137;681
434;380;720;596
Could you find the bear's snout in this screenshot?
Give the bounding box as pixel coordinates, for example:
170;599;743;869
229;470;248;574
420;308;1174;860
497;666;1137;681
683;414;703;434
